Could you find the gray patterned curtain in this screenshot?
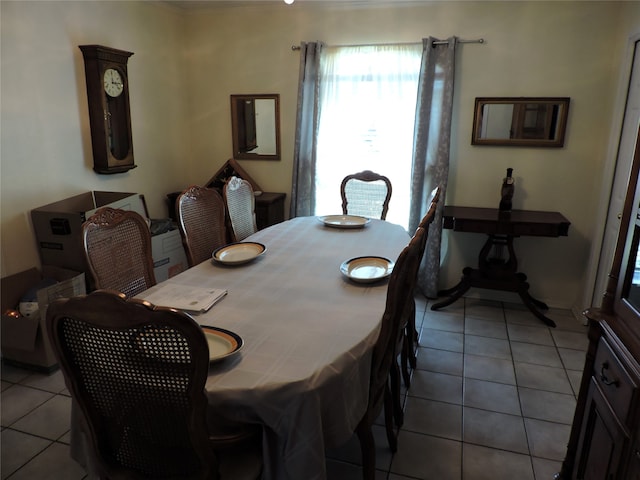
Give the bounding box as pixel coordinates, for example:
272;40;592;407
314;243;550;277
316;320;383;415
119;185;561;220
290;41;323;218
408;37;457;298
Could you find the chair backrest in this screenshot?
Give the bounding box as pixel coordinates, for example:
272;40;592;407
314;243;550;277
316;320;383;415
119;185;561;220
82;207;156;298
340;170;392;220
223;176;257;242
176;185;227;267
46;290;215;480
411;185;442;277
368;227;425;411
418;184;442;230
427;184;442;212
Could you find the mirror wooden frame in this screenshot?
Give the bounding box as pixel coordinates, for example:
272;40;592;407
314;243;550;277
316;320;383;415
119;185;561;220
472;97;570;147
230;94;281;160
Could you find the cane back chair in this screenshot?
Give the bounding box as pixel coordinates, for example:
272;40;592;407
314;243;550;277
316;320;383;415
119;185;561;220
223;176;258;242
176;185;228;267
340;170;392;220
82;207;156;298
46;290;262;480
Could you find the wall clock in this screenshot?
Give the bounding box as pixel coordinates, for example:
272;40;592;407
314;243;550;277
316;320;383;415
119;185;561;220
79;45;136;174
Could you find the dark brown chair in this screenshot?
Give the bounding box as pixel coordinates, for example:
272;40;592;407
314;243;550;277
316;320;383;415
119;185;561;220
356;226;426;480
419;184;442;230
46;290;262;480
402;184;443;378
223;176;258;242
176;185;228;267
340;170;392;220
82;207;156;298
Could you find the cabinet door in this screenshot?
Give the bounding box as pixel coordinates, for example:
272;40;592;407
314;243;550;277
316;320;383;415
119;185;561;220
624;439;640;479
574;378;628;480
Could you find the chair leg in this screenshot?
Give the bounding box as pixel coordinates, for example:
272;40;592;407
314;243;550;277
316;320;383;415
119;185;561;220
356;421;376;480
406;300;418;369
400;299;418;389
401;335;411;388
383;384;398;453
389;362;404;427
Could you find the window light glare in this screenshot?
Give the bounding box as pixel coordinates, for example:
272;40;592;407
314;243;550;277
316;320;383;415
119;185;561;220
284;0;294;4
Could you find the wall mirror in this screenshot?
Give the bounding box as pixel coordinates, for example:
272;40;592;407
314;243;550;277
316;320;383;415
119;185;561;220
230;94;281;160
472;97;570;147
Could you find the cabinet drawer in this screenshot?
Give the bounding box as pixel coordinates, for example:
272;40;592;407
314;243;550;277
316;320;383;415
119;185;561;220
594;337;638;427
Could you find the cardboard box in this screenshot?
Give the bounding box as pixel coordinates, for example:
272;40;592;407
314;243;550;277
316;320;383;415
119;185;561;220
1;266;86;372
151;228;187;283
31;191;148;273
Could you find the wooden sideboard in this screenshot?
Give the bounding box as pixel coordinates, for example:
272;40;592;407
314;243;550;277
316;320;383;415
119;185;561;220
560;314;640;479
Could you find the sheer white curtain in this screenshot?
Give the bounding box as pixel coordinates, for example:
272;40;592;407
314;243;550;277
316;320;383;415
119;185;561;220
314;44;422;229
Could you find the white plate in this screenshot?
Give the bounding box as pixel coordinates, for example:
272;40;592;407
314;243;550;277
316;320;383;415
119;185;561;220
318;215;371;229
202;326;243;363
212;242;266;265
340;256;395;283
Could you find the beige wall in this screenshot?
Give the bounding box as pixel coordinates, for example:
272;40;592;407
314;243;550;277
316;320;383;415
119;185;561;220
2;0;639;312
1;0;190;276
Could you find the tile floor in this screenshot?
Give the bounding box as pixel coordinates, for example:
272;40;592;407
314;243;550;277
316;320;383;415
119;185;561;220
1;296;587;480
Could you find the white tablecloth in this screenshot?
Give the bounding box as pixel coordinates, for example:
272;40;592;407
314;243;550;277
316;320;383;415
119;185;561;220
75;216;410;480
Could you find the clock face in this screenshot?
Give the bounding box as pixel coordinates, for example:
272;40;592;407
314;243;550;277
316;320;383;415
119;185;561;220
103;68;124;97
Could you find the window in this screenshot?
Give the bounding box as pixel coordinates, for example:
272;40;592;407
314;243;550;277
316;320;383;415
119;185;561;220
313;44;422;229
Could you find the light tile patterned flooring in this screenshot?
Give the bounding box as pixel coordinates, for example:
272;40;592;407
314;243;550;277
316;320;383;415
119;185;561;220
1;296;587;479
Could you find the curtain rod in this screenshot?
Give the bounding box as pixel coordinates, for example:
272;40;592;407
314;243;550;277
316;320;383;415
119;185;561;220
291;38;484;50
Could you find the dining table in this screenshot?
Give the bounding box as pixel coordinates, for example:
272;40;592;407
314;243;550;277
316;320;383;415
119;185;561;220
70;215;410;480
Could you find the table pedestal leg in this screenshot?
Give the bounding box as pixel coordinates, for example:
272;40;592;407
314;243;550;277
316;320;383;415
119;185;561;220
431;234;556;327
431;268;473;309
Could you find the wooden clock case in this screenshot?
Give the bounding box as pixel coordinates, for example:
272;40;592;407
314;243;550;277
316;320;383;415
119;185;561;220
79;45;136;174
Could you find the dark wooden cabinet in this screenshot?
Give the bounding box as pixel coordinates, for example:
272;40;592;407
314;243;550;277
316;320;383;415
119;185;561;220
202;158;286;230
571;334;637;480
626;438;640;479
255;192;285;231
557;126;640;480
576;379;624;480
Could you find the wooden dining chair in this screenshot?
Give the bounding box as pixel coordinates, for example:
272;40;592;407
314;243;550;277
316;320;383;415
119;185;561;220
419;184;442;230
82;207;156;298
176;185;228;267
340;170;392;220
402;184;443;379
46;290;263;480
223;176;258;242
356;226;425;480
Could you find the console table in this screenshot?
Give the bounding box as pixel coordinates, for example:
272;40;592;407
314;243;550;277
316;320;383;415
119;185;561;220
431;206;571;327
